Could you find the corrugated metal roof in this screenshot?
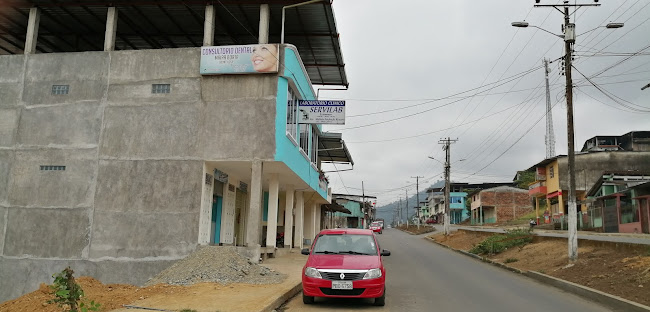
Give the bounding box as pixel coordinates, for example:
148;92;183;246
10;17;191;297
0;0;347;86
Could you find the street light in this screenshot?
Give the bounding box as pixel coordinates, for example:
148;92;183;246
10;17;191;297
512;10;623;262
642;83;650;91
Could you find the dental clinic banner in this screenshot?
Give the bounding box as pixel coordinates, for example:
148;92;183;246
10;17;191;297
200;44;279;75
298;100;346;125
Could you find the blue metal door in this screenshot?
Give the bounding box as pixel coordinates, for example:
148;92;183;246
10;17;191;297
212;196;223;243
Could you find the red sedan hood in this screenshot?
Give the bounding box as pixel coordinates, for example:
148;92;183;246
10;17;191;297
307;254;381;270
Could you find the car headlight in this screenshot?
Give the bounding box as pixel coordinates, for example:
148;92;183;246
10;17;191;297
304;267;322;279
363;268;382;279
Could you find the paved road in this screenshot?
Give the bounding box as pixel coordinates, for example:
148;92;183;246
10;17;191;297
282;229;612;311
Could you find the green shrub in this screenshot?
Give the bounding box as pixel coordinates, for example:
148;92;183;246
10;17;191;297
469;228;533;255
47;267;100;312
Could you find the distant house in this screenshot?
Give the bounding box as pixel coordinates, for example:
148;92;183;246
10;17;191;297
470;186;533;224
585;173;650;233
524;151;650;227
428;182;513;224
581;131;650;152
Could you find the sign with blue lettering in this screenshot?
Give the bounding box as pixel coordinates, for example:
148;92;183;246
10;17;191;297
297;100;346;125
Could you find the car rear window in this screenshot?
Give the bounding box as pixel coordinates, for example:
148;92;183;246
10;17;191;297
312;234;378;255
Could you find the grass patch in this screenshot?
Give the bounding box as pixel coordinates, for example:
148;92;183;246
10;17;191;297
179;309;198;312
469;228;533;256
504;258;519;263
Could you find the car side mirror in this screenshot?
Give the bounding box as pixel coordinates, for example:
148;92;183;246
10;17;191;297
381;249;391;256
301;248;310;255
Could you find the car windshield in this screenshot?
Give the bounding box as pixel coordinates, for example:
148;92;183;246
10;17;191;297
312;234;378;255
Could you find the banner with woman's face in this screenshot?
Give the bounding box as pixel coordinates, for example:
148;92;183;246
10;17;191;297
200;44;279;75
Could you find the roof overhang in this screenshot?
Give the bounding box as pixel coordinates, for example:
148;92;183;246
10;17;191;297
318;132;353;166
0;0;348;86
321;202;351;214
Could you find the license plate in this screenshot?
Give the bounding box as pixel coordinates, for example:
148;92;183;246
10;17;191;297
332;281;353;290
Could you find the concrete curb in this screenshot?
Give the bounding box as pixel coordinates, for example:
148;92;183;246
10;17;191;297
261;281;302;312
424;236;650;311
525;271;650;312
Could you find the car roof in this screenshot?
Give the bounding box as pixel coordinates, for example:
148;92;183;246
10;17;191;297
318;228;374;235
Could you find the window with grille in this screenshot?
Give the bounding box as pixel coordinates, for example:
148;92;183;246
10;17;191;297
152;84;171;94
310;126;318;164
51;85;69;95
40;165;66;171
299;124;310;155
286;88;299;140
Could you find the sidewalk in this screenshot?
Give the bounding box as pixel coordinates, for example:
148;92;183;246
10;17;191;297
110;250;306;312
451;225;650;245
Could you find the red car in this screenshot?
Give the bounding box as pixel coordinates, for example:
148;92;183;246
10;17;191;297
301;229;391;306
369;222;382;234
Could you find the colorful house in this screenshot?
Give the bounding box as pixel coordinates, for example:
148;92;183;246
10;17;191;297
585;173;650;233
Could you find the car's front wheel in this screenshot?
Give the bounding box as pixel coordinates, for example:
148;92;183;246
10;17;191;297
374;287;386;306
303;293;315;304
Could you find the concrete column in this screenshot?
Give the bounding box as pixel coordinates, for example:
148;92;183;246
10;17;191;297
203;5;215;46
294;191;304;248
258;4;270;44
104;7;118;51
24;7;40;54
314;204;321;233
246;160;263;247
535;197;540;224
284;185;294;248
309;203;318;239
303;201;313;245
265;174;279;248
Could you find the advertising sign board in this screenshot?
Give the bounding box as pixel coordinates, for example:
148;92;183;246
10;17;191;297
298;100;346;125
200;44;279;75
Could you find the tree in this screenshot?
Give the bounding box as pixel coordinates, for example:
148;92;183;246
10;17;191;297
515;171;536;189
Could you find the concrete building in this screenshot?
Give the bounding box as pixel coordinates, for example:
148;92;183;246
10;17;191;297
428;182;513;224
526;151;650;228
585;173;650;233
469;186;532;225
0;1;351;302
581;131;650;152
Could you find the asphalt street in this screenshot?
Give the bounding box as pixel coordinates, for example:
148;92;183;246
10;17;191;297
282;228;613;311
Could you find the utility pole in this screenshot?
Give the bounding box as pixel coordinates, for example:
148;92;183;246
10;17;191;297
544;58;556;160
534;0;599;262
411;176;424;229
405;189;409;228
397;197;402;225
439;137;457;235
362;181;366;228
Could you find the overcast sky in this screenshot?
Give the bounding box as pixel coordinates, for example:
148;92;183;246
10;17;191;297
317;0;650;208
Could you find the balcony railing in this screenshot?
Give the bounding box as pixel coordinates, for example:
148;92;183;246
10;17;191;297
529;181;546;190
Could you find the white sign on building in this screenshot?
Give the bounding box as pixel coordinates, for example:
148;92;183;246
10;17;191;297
298;100;346;125
200;44;279;75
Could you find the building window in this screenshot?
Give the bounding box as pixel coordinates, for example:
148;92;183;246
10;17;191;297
287;88;299;140
620;197;639;224
310;126;318;164
450;197;462;204
152;84;171;94
549;166;555;178
299;124;310;154
51;85;69;95
40;165;66;171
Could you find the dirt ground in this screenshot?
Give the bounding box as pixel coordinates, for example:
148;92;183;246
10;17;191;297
430;230;650;307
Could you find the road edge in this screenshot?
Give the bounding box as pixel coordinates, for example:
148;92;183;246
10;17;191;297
424;235;650;312
260;280;302;312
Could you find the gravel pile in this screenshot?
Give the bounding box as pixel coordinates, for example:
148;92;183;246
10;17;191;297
145;246;287;286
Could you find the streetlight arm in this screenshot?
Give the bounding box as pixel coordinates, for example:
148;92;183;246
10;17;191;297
530;25;564;38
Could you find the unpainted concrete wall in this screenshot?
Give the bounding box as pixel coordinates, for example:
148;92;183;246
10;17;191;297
558;152;650;191
0;47;279;302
